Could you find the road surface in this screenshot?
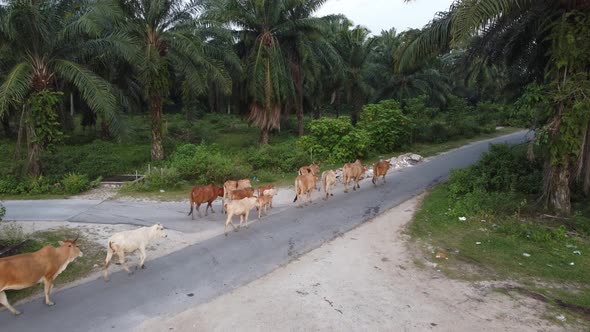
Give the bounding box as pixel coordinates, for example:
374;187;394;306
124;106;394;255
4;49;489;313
0;131;529;331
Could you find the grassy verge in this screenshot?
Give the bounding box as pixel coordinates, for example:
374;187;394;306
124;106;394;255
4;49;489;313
1;225;104;304
409;184;590;324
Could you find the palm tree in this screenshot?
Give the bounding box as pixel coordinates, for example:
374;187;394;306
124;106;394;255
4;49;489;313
207;0;334;143
0;0;120;176
331;22;374;125
115;0;236;159
400;0;590;215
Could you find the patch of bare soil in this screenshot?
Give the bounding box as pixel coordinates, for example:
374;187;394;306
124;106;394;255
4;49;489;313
136;196;575;332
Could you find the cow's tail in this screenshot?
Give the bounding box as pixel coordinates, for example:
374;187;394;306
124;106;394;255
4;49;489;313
293;178;299;202
321;172;328;194
188;191;194;216
108;240;115;253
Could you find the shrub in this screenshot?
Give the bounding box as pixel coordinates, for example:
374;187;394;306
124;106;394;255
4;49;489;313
245;141;310;173
62;173;90;194
297;117;371;163
358;99;412;152
0;203;5;221
0;222;25;246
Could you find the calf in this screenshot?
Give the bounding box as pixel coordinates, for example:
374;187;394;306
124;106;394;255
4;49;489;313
222;179;252;213
103;224;167;281
188;184;224;219
258;186;277;208
372;160;392;186
0;237;83;315
224;197;258;235
298;163;320;191
256;194;274;219
342;159;366;193
321;170;337;200
293;173;318;207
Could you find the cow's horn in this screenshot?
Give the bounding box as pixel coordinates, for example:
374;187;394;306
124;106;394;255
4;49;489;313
73;234;80;243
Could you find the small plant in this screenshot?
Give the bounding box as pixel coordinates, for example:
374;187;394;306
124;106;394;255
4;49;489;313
0;203;5;221
62;172;90;194
0;221;25;246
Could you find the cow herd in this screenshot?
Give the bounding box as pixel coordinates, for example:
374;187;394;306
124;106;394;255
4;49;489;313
0;159;393;316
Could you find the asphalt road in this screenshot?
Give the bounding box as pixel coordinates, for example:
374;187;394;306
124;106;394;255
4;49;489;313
0;131;529;331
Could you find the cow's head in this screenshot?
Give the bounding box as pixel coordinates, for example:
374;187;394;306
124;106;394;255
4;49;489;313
59;235;83;259
151;223;167;238
216;186;224;197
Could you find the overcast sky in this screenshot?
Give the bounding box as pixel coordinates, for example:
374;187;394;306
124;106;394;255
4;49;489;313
315;0;455;35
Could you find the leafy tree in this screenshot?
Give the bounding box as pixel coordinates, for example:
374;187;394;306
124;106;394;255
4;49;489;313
0;0;120;176
401;0;590;215
114;0;236;160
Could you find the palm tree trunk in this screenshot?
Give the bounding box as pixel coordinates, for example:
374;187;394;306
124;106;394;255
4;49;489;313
150;93;164;160
259;127;269;145
544;161;572;216
25;106;41;177
290;59;304;136
1;115;11;137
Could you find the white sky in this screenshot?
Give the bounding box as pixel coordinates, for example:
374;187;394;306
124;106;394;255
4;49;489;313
315;0;455;35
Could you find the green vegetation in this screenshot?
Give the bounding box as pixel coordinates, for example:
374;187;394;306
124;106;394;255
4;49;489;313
410;144;590;322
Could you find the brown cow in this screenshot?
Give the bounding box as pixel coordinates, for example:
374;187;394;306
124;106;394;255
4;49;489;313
343;159;367;193
224;197;258;235
293;173;318;207
321;170;337;200
188;184;224;219
257;185;276;208
229;187;255;200
0;237;83;315
372;160;392;186
222;179;252;214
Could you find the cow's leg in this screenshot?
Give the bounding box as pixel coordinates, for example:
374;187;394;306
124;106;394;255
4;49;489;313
225;214;236;236
139;245;147;269
103;247;114;281
196;202;202;218
383;174;386;184
209;201;216;214
43;277;55;306
244;211;250;228
344;178;349;193
0;290;20;315
117;251;132;275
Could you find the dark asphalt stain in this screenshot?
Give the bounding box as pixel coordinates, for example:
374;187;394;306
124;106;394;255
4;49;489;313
381;257;390;262
288;238;295;257
363;206;380;218
186;293;194;297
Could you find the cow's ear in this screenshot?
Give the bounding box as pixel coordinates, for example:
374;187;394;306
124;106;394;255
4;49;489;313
58;241;64;246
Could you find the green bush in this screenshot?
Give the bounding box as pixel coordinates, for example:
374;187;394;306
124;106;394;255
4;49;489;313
297;117;371;163
0;222;25;246
245;141;310;173
358;99;412;152
62;173;90;194
0;203;5;221
448;144;542;199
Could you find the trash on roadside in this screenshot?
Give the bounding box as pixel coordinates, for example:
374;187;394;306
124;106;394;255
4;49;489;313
475;242;481;245
522;253;531;257
570;262;575;266
566;244;577;248
556;314;566;322
435;252;447;259
458;217;466;221
573;250;581;255
159;189;165;193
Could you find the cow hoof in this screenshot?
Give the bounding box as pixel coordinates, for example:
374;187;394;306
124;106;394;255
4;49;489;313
13;310;22;316
225;233;228;237
46;301;55;306
331;193;334;196
141;264;146;269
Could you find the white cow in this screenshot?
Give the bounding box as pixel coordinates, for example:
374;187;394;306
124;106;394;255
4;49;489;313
224;197;258;236
103;224;167;281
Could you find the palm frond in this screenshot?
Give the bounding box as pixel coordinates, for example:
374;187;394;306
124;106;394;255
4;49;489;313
0;62;31;116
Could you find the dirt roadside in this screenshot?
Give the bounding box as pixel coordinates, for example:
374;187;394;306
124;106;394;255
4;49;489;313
135;195;571;332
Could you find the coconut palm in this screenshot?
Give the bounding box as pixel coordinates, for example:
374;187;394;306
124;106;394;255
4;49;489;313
400;0;590;214
114;0;236;159
0;0;121;176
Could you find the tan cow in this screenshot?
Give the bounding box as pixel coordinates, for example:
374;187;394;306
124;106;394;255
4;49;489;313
224;197;258;235
293;173;318;207
256;193;274;219
321;170;337;200
188;184;224;219
372;160;392;186
222;179;252;214
103;224;167;281
0;237;83;315
298;163;320;191
342;159;367;193
229;187;255;200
